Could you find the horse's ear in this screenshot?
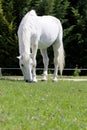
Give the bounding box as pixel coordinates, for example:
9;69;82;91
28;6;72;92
17;56;21;59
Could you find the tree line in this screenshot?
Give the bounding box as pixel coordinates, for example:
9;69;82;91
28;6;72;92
0;0;87;74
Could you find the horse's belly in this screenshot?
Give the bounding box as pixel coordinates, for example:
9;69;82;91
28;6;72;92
38;38;53;49
38;30;58;49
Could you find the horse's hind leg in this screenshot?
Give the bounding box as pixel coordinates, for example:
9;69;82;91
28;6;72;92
53;41;60;82
40;49;49;81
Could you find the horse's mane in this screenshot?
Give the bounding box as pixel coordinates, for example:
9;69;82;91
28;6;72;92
18;10;37;30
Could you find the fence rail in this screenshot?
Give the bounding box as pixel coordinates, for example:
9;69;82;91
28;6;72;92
0;68;87;76
1;68;87;70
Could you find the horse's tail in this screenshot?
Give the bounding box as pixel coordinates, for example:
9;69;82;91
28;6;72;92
59;26;65;75
58;42;65;75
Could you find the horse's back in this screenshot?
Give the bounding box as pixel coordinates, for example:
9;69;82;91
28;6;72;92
18;10;63;49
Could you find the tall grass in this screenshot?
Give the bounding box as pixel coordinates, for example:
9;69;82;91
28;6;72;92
0;79;87;130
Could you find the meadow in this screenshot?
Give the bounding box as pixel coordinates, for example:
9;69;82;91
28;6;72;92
0;77;87;130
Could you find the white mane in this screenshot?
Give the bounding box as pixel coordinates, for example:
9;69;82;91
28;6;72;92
18;10;38;54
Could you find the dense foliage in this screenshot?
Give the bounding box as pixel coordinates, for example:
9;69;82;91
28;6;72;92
0;0;87;74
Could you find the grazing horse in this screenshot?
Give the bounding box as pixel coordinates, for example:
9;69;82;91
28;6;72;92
17;10;65;82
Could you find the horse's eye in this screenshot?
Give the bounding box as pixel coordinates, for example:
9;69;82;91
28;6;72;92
21;64;24;67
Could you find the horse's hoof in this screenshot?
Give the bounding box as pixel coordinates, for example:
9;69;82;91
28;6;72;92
41;79;47;82
32;79;37;83
33;81;37;83
41;76;47;81
41;77;47;82
53;78;58;82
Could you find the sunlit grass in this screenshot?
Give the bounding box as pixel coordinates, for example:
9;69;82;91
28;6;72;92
0;78;87;130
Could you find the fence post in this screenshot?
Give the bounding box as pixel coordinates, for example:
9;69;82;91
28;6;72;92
0;68;2;76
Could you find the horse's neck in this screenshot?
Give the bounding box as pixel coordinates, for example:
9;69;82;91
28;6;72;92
19;29;31;55
19;43;30;55
19;13;38;55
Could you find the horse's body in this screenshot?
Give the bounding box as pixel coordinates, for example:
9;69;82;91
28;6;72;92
18;10;65;82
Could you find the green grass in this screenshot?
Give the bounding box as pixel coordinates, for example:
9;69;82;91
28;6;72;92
0;77;87;130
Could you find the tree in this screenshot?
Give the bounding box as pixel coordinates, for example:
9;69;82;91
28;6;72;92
64;0;87;69
53;0;70;22
0;0;87;75
0;0;18;68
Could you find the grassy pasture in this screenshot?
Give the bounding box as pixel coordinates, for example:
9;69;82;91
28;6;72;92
0;77;87;130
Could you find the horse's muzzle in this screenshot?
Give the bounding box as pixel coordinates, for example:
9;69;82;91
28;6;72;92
25;79;33;83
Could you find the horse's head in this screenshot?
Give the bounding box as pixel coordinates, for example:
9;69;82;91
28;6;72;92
17;53;33;82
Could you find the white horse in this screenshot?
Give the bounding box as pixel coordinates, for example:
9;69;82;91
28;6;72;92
17;10;65;82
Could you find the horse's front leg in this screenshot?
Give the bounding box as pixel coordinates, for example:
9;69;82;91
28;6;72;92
32;58;37;82
40;49;49;81
32;44;38;82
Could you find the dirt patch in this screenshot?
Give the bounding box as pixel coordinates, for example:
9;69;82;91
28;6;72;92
59;78;87;82
0;76;87;82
